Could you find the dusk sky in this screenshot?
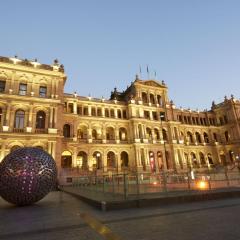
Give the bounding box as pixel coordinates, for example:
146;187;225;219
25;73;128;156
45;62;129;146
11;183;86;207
0;0;239;110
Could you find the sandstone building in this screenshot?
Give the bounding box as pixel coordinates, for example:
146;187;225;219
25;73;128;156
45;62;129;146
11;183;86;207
0;56;239;175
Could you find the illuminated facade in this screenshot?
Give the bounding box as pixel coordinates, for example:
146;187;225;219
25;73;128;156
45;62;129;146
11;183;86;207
0;56;239;175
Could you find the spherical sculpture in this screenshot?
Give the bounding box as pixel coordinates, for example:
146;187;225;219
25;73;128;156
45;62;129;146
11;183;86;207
0;147;57;206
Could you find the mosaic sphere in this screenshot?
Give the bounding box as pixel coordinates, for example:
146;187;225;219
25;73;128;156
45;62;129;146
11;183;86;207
0;147;57;206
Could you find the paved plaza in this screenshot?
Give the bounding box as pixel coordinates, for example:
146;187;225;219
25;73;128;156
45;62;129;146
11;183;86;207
1;191;240;240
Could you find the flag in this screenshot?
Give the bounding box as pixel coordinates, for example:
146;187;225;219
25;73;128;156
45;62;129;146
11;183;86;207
139;65;142;74
154;71;157;78
147;65;149;73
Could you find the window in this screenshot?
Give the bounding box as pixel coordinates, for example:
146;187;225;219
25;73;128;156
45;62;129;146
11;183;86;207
19;83;27;95
63;124;71;138
15;110;25;129
123;110;127;119
36;111;46;129
39;86;47;97
68;103;73;113
0;80;6;92
92;108;96;116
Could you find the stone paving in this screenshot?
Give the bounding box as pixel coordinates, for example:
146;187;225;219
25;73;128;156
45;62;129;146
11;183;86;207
1;191;240;239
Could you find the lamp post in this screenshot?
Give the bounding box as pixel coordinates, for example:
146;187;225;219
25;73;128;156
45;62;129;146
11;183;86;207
160;113;167;170
96;152;100;170
160;113;168;192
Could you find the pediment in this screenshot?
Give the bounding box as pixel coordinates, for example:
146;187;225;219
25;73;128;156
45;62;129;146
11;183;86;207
141;80;165;88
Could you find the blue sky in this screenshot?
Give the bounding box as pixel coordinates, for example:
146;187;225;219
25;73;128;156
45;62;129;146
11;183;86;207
0;0;239;110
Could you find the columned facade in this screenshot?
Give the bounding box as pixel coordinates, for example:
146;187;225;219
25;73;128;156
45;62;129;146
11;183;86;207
0;56;240;175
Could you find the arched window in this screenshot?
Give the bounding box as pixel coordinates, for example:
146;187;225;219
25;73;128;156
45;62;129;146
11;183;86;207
146;127;152;140
105;109;109;117
157;95;162;106
92;129;97;139
225;131;229;142
179;131;184;141
207;153;213;165
36;111;46;129
92;108;96;116
154;128;160;140
162;129;168;142
110;109;115;118
199;152;206;166
187;131;194;144
121;151;129;168
61;150;72;168
63;124;71;138
107;151;116;169
203;132;209;143
93;151;102;169
97;108;102;116
149;94;155;104
191;152;198;168
14;110;25;129
142;92;148;103
117;109;122;118
195;132;201;143
77;126;88;139
77;151;88;170
149;151;156;172
119;127;127;141
106;127;115;140
213;133;218;142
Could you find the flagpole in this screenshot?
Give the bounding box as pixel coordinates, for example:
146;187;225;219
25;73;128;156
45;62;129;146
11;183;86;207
147;65;150;79
139;65;142;79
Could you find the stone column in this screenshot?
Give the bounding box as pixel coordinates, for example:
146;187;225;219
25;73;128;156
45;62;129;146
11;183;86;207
4;104;11;126
134;125;139;139
52;142;56;159
48;142;52;155
88;105;92;116
102;127;106;143
0;142;6;161
149;111;153;120
73;102;77;114
141;125;146;139
49;107;53;128
101;107;105;117
54;107;58;128
28;105;33;127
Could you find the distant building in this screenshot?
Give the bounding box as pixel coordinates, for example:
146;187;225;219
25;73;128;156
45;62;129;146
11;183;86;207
0;56;239;175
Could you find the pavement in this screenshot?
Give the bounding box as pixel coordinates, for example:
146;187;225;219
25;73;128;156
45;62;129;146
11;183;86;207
1;191;240;239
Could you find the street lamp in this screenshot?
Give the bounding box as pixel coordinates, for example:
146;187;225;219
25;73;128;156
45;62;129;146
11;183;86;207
160;113;167;170
96;152;101;170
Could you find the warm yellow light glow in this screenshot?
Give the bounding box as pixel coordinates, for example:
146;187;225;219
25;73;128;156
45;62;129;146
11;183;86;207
197;180;207;190
153;181;157;185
